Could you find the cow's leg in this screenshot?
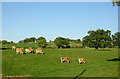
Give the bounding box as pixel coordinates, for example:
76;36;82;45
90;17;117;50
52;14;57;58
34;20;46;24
36;52;37;54
16;51;19;54
61;59;63;63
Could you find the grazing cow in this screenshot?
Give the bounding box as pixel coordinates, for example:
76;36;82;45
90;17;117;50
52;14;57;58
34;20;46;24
61;57;70;63
36;49;44;54
25;48;34;53
12;46;16;50
78;58;86;64
28;47;32;49
16;48;24;54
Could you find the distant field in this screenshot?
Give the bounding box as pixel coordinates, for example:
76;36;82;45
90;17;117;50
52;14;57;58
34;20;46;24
0;41;82;49
2;48;119;77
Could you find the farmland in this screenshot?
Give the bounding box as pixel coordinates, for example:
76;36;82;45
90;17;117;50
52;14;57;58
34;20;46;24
2;47;119;77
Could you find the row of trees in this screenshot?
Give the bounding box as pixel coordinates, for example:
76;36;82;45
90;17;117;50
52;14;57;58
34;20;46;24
19;37;36;43
0;40;14;44
1;29;120;49
18;29;119;49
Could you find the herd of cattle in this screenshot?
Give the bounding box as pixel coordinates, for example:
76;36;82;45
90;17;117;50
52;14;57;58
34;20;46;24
12;46;86;64
12;46;44;54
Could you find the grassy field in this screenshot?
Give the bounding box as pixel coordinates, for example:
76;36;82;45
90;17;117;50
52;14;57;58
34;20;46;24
2;47;119;77
0;41;82;49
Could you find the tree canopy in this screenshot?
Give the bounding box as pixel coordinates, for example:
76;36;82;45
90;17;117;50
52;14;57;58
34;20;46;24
112;32;120;47
83;29;113;49
54;37;70;48
19;37;36;43
112;0;120;6
1;40;8;44
36;37;47;48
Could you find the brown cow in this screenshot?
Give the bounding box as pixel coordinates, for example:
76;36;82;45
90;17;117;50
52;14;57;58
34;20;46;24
61;57;70;63
36;49;44;54
25;47;34;53
12;46;16;50
78;58;86;64
16;48;24;54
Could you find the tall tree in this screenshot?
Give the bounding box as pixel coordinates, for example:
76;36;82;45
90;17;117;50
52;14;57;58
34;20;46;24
2;40;8;44
54;37;70;48
112;0;120;6
30;37;36;42
36;37;47;48
19;40;24;43
112;32;120;47
83;29;113;49
24;38;30;43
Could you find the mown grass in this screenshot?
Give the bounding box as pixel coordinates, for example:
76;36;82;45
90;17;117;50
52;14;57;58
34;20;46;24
2;48;118;77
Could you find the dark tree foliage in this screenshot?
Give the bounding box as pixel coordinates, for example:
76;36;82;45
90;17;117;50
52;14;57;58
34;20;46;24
24;38;30;43
112;0;120;6
19;37;36;43
2;40;8;44
66;38;71;41
54;37;70;48
112;32;120;47
19;40;24;43
83;29;113;49
36;37;47;48
30;37;36;42
10;41;14;43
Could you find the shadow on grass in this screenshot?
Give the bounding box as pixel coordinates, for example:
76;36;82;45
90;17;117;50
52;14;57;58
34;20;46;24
107;58;120;62
0;48;7;50
98;49;111;51
74;69;87;79
0;48;12;50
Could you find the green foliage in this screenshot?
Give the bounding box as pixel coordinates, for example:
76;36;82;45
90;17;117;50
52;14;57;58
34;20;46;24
70;39;81;43
69;41;82;48
2;40;8;44
19;37;36;43
30;37;36;42
36;37;47;48
10;41;14;43
19;40;24;43
66;38;71;41
112;0;120;6
54;37;70;48
83;29;113;49
47;41;57;48
112;32;120;47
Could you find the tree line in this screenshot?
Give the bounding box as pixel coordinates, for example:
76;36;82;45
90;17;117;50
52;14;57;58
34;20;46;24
0;29;120;49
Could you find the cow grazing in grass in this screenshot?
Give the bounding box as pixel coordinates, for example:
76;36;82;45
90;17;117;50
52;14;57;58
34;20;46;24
78;58;86;64
28;47;32;49
16;48;24;54
61;57;70;63
12;46;16;50
25;47;34;53
36;49;44;54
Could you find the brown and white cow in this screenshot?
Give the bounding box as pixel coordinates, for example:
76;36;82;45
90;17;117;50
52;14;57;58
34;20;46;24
16;48;24;54
61;57;70;63
36;49;44;54
78;58;86;64
12;46;16;50
25;47;34;53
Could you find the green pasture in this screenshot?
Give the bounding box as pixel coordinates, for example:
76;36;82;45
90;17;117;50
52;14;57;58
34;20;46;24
2;47;119;77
